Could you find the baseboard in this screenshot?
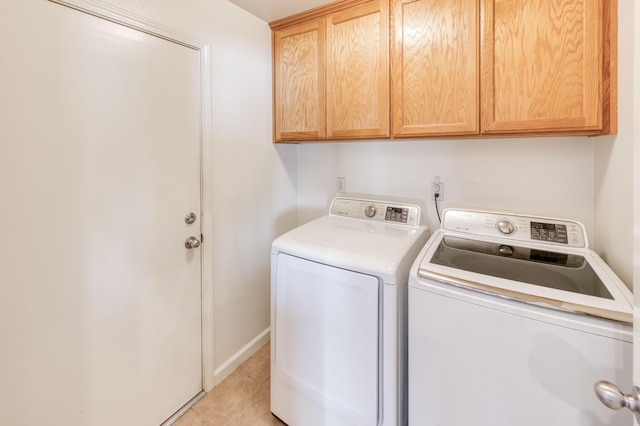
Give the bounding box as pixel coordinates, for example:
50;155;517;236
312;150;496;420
211;327;271;388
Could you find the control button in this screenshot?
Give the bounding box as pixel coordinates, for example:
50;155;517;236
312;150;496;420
496;220;516;235
364;205;377;218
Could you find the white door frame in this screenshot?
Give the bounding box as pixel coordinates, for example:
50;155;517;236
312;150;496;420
48;0;216;392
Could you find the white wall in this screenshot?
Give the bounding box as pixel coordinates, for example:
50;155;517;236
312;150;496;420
299;137;594;246
633;0;640;396
631;0;640;395
593;0;635;288
100;0;299;382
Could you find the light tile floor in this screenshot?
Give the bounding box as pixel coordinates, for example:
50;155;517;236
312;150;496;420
174;342;285;426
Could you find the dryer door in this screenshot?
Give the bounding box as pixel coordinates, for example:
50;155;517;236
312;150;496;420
273;253;380;426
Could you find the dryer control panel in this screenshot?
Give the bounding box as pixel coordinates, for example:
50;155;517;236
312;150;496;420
330;197;421;226
442;209;588;248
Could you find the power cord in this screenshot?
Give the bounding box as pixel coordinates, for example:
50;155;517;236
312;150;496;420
431;176;443;224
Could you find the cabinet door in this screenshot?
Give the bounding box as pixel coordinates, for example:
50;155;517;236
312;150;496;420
326;0;389;139
391;0;479;137
273;19;325;141
481;0;604;134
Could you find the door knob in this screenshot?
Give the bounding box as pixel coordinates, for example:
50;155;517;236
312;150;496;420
184;236;201;249
594;380;640;422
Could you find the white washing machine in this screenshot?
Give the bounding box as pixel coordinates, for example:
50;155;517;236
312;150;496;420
271;195;429;426
408;208;633;425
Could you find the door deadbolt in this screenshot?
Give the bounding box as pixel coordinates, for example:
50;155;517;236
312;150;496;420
185;212;197;224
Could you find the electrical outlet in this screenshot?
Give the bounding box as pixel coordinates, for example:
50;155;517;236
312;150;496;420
337;177;346;193
431;177;444;201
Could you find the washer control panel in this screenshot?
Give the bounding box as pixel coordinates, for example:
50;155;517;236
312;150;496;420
330;197;421;226
442;209;587;248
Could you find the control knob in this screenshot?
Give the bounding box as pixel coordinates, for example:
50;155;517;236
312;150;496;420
364;205;377;218
496;219;516;235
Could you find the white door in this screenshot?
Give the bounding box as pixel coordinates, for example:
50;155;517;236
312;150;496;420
0;2;202;425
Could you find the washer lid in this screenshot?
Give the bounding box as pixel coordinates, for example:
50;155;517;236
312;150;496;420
416;229;633;324
272;215;429;284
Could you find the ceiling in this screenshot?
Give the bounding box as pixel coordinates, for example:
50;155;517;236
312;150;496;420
227;0;332;23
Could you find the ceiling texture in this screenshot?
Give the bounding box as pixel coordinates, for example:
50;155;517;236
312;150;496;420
227;0;332;23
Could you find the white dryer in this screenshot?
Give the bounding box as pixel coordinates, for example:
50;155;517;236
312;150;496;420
408;208;633;426
271;195;429;426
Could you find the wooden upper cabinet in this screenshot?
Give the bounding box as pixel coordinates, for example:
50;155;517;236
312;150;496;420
272;0;388;142
326;0;389;139
481;0;616;134
273;20;326;142
272;0;616;142
391;0;479;137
